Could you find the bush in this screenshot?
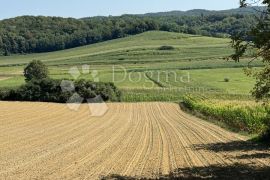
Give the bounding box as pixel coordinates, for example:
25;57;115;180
0;78;121;103
224;77;230;82
158;45;175;50
0;89;9;99
75;79;121;102
24;60;49;81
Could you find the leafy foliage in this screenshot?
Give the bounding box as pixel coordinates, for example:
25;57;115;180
230;1;270;140
0;78;121;103
24;60;48;81
252;65;270;101
0;8;259;55
0;16;158;55
158;45;175;50
1;61;121;103
231;1;270;102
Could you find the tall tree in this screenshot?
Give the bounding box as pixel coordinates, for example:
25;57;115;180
231;0;270;140
231;0;270;101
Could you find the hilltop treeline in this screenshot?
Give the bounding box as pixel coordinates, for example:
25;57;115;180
0;10;258;55
0;16;159;55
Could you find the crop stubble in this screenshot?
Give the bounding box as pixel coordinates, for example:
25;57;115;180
0;102;269;179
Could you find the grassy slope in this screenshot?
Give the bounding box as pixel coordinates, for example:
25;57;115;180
0;31;261;101
0;31;257;67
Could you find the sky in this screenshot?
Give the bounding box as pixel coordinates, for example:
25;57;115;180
0;0;240;20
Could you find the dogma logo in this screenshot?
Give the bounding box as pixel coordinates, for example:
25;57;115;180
60;65;108;117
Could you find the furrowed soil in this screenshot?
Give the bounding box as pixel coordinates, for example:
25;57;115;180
0;102;269;179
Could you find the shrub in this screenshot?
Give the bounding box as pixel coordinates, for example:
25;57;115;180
0;89;9;100
158;46;175;50
224;77;230;82
74;79;121;102
0;78;121;103
24;60;48;81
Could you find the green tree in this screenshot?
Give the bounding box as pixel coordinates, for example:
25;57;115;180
4;47;10;56
24;60;48;81
231;1;270;101
231;0;270;140
0;36;3;49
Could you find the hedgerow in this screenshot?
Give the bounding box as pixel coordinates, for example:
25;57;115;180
0;78;121;103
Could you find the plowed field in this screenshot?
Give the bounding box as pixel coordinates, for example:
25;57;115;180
0;102;269;179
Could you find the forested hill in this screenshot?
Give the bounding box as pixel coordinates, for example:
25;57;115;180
0;7;262;55
141;6;265;16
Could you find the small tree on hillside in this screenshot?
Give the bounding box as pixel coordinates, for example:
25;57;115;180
24;60;48;81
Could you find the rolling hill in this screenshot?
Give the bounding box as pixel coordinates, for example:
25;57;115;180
142;6;265;16
0;31;261;101
0;7;260;55
0;31;232;66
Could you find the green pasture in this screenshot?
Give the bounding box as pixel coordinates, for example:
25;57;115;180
0;31;262;101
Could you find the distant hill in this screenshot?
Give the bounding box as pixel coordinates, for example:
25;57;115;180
0;6;264;55
142;6;265;16
0;31;232;67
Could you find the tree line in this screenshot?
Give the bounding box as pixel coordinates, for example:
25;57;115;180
0;12;257;55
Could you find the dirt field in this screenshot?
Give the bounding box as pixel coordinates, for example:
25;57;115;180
0;102;269;179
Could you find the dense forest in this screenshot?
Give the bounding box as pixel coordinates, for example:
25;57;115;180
0;7;262;55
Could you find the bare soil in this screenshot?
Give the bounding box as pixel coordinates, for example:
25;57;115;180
0;102;269;179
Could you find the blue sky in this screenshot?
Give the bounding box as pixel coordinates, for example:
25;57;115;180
0;0;240;20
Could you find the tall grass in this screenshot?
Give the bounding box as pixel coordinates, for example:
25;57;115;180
121;88;184;102
182;95;269;134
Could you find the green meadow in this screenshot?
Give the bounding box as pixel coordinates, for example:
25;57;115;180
0;31;262;101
